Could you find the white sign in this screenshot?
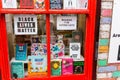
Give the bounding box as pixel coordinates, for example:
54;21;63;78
14;14;37;35
70;43;81;60
57;16;77;30
2;0;17;8
108;0;120;63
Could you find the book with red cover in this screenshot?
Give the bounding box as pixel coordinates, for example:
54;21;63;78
20;0;34;9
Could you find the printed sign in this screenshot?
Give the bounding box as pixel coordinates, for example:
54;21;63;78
108;0;120;63
57;16;77;30
14;14;37;35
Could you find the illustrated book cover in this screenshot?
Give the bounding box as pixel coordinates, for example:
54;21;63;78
70;43;81;60
62;58;73;75
11;62;24;78
63;0;77;9
15;44;27;61
73;61;84;74
31;43;47;56
28;55;47;75
2;0;17;8
50;0;63;9
34;0;45;9
51;59;62;76
20;0;34;8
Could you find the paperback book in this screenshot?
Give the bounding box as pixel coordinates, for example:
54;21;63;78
70;43;81;60
63;0;77;9
15;44;27;61
73;61;84;74
2;0;17;8
62;58;73;75
34;0;45;9
50;0;63;9
20;0;34;8
31;43;47;56
28;55;47;75
11;62;24;78
51;59;62;76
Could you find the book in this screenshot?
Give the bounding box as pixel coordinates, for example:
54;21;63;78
15;44;27;61
28;55;47;75
50;0;63;9
73;61;84;74
63;0;77;9
70;43;81;60
20;0;34;8
34;0;45;9
31;43;47;56
51;42;65;59
2;0;17;8
51;59;62;76
31;36;41;43
11;62;24;78
62;58;73;75
72;31;82;43
14;14;37;35
76;0;88;9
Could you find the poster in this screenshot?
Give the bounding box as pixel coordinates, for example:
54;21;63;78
57;16;77;30
14;14;37;35
2;0;17;8
108;0;120;63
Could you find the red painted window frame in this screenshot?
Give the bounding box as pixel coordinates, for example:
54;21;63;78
0;0;96;80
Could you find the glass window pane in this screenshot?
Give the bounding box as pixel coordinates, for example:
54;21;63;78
5;14;47;79
50;14;86;76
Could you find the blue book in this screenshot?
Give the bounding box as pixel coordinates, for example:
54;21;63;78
11;62;24;78
15;44;27;61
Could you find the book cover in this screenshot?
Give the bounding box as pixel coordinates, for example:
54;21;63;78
11;62;24;78
15;44;27;61
76;0;88;9
20;0;34;9
31;36;41;43
14;14;37;35
34;0;45;9
51;42;65;59
73;61;84;74
2;0;17;8
50;0;63;9
28;55;47;75
51;59;62;76
40;35;46;43
62;58;73;75
72;31;82;43
70;43;81;60
63;0;77;9
31;43;47;56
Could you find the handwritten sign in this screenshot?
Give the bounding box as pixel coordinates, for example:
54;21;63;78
57;16;77;30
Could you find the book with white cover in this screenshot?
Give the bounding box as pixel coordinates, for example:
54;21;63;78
63;0;77;9
2;0;17;8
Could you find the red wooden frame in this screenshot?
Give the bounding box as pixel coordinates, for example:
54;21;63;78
0;0;96;80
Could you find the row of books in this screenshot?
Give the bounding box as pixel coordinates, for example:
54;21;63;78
11;57;84;78
2;0;88;9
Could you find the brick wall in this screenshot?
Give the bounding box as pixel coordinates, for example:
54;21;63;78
96;0;120;80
